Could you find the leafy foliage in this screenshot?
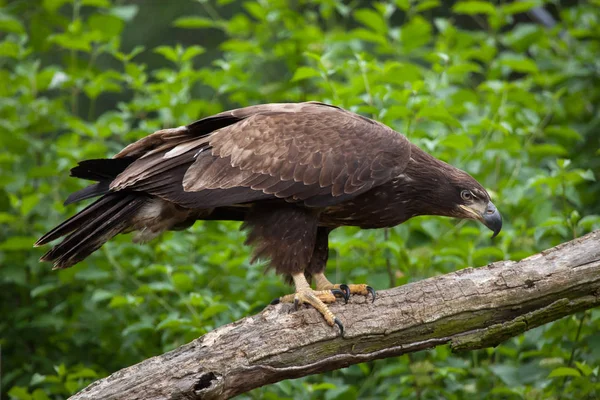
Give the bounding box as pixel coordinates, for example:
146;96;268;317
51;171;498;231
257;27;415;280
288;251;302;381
1;0;599;399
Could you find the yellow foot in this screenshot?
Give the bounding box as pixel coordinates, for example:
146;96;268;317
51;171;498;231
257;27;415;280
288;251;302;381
272;288;344;334
313;273;376;303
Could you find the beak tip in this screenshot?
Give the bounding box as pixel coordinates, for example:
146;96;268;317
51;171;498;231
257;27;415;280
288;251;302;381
482;201;502;239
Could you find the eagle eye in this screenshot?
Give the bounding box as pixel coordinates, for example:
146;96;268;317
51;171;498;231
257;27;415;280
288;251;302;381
460;190;473;201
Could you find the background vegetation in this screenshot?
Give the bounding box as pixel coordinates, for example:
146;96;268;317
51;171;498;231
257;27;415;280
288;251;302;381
1;0;599;398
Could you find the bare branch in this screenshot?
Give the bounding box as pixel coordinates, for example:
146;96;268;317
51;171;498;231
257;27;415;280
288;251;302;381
71;231;600;400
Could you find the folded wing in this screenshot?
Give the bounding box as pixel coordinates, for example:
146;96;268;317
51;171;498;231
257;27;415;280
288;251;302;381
110;102;412;209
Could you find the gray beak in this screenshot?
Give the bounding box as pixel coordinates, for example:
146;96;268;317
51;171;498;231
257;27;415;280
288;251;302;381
483;201;502;238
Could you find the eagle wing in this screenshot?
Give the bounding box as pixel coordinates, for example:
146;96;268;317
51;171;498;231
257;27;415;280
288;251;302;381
110;102;412;208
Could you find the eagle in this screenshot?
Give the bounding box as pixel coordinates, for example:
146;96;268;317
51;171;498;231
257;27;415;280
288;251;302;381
36;102;502;333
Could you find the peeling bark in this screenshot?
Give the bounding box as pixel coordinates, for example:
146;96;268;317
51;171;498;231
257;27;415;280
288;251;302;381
71;230;600;400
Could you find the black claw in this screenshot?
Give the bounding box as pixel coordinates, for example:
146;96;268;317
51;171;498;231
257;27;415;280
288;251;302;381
270;298;281;305
339;284;350;303
293;297;300;310
367;286;376;303
334;317;344;336
331;288;345;300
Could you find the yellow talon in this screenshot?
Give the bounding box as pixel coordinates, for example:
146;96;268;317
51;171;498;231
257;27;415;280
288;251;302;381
313;273;376;302
273;273;344;334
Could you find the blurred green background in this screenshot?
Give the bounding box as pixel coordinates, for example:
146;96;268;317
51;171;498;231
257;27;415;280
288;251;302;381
1;0;600;398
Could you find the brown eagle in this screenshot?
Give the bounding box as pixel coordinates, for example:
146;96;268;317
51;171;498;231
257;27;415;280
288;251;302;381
36;102;501;333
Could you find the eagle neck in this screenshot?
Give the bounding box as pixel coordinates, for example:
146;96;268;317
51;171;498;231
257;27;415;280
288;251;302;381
394;144;464;219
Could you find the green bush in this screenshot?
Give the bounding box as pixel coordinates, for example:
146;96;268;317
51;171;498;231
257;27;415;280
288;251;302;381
1;0;599;399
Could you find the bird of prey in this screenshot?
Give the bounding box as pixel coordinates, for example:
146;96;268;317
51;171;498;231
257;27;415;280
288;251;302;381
36;101;502;333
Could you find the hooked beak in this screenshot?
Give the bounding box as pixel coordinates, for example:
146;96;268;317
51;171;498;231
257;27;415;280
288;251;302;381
459;201;502;238
482;201;502;238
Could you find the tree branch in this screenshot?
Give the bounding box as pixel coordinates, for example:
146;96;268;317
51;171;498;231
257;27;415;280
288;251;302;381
71;231;600;400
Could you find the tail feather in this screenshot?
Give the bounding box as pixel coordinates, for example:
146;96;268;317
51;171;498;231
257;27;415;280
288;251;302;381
63;157;135;205
38;194;147;269
35;195;119;246
70;158;135;181
64;181;111;206
41;195;131;260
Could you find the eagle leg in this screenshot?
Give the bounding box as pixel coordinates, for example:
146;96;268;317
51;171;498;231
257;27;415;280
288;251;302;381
313;272;376;303
273;273;344;335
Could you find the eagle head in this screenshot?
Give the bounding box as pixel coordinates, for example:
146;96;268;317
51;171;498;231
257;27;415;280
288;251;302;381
455;186;502;238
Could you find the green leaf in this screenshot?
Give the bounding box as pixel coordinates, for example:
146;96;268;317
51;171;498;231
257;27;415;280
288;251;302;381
114;45;145;62
181;45;205;62
20;193;40;216
545;126;583;141
291;66;321;82
354;9;387;34
64;380;81;394
501;58;539;74
109;295;143;308
0;40;20;58
575;362;595;377
0;236;36;250
417;105;462;128
578;169;595;182
395;0;410;11
109;5;139;21
384;62;423;83
529;144;567;156
48;32;101;52
54;364;67;377
154;45;179;63
68;368;98;379
122;321;155;336
31;388;51;400
42;0;69;13
578;215;600;231
82;0;111;7
88;14;125;39
172;272;193;291
548;367;582;378
453;1;497;15
0;13;25;34
400;16;432;51
244;2;265;20
311;382;337;391
48;34;92;51
501;1;541;15
414;0;441;12
30;373;46;386
447;62;482;75
145;282;175;293
201;304;229;319
0;212;16;224
220;39;258;53
7;387;32;400
173;16;217;29
489;387;522;396
91;289;113;303
440;134;473;150
31;283;59;298
350;28;387;45
156;316;190;330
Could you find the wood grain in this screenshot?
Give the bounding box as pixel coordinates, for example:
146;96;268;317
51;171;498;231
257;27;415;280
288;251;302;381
71;230;600;400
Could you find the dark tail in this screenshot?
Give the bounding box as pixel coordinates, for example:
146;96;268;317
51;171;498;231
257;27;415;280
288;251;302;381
63;157;135;205
36;156;143;269
35;193;147;269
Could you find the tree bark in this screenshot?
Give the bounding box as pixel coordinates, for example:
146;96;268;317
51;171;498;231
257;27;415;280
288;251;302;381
71;230;600;400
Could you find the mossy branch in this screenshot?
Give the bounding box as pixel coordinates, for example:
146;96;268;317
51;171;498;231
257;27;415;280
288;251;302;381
71;231;600;400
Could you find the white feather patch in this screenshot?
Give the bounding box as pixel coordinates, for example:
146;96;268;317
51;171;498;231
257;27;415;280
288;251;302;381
164;137;209;159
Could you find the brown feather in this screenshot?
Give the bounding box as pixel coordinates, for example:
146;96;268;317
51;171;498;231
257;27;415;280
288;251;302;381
39;102;496;285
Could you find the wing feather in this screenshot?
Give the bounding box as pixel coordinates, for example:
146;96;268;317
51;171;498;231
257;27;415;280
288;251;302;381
108;102;411;210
